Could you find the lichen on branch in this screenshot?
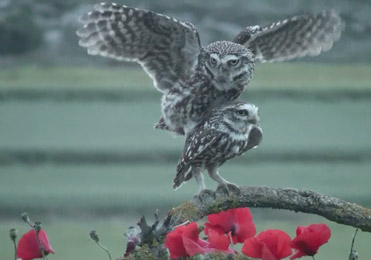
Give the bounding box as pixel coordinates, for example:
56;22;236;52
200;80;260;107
171;185;371;232
125;185;371;260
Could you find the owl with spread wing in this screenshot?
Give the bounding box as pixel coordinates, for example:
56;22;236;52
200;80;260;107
77;3;341;136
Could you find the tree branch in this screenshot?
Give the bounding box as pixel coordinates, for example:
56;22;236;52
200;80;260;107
125;185;371;260
170;185;371;232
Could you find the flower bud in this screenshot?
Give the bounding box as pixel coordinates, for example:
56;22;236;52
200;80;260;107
90;230;99;242
34;222;42;233
9;228;18;241
350;250;358;260
21;213;31;223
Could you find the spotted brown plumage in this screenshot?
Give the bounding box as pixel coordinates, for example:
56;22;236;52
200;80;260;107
77;3;341;136
77;2;201;93
233;10;342;63
173;101;263;194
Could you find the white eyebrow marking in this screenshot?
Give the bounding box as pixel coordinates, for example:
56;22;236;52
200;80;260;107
210;53;220;62
221;54;239;63
241;104;259;116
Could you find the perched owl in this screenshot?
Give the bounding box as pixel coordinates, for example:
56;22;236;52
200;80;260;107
77;3;341;135
173;101;262;194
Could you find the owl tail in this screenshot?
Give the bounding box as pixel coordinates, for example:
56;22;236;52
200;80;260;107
173;162;192;190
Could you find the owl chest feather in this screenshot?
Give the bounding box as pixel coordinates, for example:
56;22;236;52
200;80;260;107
161;70;245;134
185;78;244;119
192;134;248;168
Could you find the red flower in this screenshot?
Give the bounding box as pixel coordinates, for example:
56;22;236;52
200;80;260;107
242;229;292;260
290;223;331;259
17;229;55;260
207;229;231;251
207;229;237;255
165;222;207;259
205;207;256;244
165;222;237;259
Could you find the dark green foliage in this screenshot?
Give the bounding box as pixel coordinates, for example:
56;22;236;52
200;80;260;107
0;3;43;55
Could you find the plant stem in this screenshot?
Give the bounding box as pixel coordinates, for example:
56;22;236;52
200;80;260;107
12;239;17;260
312;256;316;260
35;228;46;260
349;228;359;260
25;220;34;229
33;222;46;260
95;241;112;260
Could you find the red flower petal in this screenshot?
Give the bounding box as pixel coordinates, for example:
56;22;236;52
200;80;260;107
290;223;331;259
182;236;206;257
206;210;231;234
204;223;225;236
290;249;306;260
17;229;54;260
205;207;256;244
181;222;207;256
242;229;292;260
182;222;200;241
261;243;279;260
232;207;256;244
241;235;262;258
208;229;231;250
165;222;208;259
165;226;188;259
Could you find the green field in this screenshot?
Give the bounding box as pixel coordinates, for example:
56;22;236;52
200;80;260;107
0;64;370;259
1;63;371;89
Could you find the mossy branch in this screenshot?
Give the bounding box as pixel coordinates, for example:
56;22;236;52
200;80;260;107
125;185;371;259
170;185;371;232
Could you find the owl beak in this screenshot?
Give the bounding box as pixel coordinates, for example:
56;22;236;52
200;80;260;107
216;76;227;84
248;114;259;124
248;118;258;124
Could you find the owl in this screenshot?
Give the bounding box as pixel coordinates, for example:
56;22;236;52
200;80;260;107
77;3;341;135
173;101;262;194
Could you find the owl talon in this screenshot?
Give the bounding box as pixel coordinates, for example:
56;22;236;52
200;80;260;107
216;183;240;196
194;189;215;204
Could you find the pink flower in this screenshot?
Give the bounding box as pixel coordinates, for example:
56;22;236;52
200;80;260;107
290;223;331;259
242;229;292;260
17;229;55;260
205;207;256;244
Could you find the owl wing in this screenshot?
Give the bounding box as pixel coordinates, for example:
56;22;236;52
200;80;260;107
77;3;202;93
232;10;341;63
173;129;220;189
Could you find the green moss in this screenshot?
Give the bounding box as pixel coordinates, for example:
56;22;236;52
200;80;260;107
203;195;242;215
127;243;169;260
202;252;252;260
171;201;203;223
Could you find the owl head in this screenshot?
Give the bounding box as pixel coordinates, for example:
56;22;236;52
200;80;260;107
203;41;255;91
211;101;260;135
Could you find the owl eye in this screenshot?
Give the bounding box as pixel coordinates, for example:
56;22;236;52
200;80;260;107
228;59;239;66
209;57;217;67
236;109;249;116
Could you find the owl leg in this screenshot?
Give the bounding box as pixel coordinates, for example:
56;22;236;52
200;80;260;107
192;167;206;194
207;166;232;185
207;165;238;190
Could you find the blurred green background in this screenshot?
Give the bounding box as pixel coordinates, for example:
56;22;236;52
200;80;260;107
1;0;371;259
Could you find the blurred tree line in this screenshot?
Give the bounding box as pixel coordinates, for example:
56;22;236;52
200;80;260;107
0;0;370;65
0;2;41;55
